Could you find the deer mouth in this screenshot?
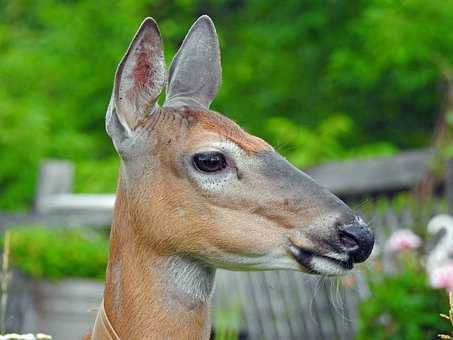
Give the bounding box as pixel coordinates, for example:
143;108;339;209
288;243;353;274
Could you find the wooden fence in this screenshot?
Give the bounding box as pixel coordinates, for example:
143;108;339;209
0;151;451;339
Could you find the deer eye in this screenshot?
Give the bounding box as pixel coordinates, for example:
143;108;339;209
192;152;227;173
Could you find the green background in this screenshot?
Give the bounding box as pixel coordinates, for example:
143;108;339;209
1;0;452;209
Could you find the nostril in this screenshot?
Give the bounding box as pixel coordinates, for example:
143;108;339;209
339;231;359;251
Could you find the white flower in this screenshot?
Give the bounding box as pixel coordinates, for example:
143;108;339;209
385;229;422;253
429;261;453;292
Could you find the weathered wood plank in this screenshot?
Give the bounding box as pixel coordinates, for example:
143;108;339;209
34;160;74;213
306;149;433;196
39;194;115;213
0;212;112;229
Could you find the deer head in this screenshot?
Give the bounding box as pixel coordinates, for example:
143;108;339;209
106;16;374;279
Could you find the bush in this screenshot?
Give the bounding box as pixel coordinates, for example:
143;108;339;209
74;158;119;194
1;226;108;280
265;114;396;167
357;253;450;340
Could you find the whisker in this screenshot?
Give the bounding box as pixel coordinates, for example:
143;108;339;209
352;198;371;211
308;276;322;326
332;278;343;312
332;277;354;323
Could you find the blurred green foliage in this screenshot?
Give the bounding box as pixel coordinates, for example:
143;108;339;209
1;0;452;209
1;226;108;280
357;253;450;339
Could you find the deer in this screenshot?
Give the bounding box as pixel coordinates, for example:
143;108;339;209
89;15;374;340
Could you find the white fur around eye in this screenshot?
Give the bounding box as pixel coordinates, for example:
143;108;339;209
188;140;245;193
194;170;235;193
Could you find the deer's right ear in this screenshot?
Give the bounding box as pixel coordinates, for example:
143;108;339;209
106;18;165;144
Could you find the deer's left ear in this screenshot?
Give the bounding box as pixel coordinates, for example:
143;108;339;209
165;15;221;109
107;17;165;141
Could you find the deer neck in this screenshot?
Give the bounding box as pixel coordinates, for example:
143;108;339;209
102;178;215;339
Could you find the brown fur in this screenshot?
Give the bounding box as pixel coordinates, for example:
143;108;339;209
101;179;212;339
139;106;271;154
179;107;271;153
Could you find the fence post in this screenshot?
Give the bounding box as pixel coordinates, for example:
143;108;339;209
34;160;74;213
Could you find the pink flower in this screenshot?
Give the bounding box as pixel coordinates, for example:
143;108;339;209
429;262;453;292
385;229;422;252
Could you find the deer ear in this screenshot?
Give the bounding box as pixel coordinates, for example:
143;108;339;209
107;18;165;140
165;15;221;109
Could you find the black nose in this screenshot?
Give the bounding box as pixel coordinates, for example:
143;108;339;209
338;223;374;263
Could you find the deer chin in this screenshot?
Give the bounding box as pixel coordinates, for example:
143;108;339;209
288;244;353;276
194;247;301;272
